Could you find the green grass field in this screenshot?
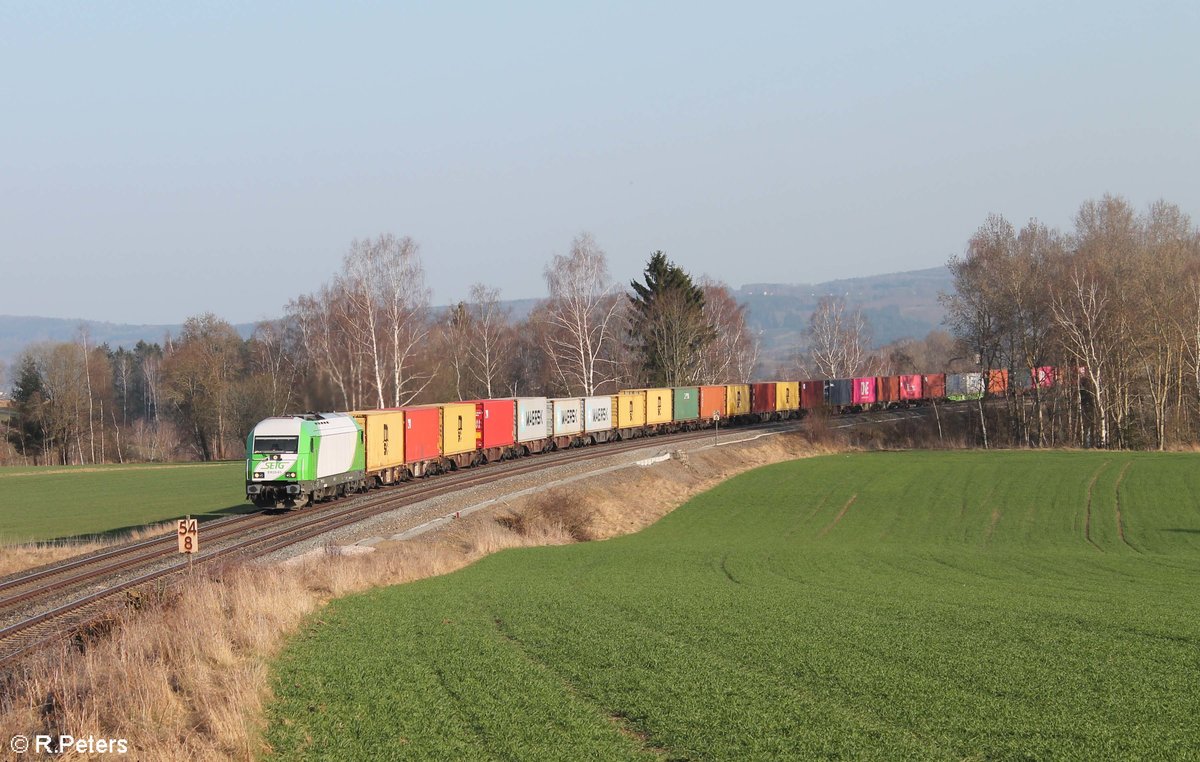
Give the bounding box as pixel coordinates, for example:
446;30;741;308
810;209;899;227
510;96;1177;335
266;451;1200;760
0;462;253;544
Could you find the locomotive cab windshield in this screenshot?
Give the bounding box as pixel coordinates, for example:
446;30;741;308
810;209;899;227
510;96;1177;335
253;436;299;453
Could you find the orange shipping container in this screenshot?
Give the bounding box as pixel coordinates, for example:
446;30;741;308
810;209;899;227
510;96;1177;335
987;369;1008;395
699;386;726;420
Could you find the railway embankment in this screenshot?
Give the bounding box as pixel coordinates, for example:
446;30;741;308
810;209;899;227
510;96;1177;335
0;425;834;760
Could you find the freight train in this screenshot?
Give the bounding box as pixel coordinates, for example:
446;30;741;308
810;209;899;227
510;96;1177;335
245;368;1054;508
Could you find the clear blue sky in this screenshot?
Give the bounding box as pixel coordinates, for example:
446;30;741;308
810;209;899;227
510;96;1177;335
1;2;1197;324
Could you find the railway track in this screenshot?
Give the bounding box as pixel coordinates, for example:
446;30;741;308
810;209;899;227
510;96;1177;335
0;407;948;668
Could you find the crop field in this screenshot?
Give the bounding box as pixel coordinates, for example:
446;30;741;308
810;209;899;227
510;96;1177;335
0;462;252;544
266;451;1200;760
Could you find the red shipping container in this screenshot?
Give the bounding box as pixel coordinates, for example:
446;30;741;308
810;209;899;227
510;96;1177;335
800;380;824;409
876;376;900;403
899;374;923;400
987;369;1008;395
1033;366;1056;388
852;377;877;404
403;407;441;464
699;386;726;420
750;383;776;414
922;373;946;400
465;399;515;450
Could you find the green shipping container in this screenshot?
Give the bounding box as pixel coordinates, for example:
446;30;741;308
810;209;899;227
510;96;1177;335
673;387;700;421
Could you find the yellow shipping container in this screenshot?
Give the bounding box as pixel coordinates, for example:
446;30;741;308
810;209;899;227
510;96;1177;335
775;381;800;411
639;388;672;424
439;402;479;456
349;409;406;474
725;384;750;416
614;390;647;429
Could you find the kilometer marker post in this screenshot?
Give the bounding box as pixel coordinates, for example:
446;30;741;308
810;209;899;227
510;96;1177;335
177;514;199;574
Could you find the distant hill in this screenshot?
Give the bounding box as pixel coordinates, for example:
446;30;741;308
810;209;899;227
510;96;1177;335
0;316;256;372
0;267;952;379
737;266;952;368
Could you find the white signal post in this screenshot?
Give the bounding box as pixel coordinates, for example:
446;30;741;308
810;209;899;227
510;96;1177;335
713;411;720;441
177;516;199;571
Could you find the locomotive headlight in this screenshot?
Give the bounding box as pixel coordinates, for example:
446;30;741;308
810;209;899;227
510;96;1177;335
286;471;296;478
254;472;265;479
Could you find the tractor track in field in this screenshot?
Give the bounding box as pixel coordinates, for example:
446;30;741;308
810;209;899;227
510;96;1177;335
819;494;859;538
1114;460;1138;552
0;405;946;669
1083;460;1111;552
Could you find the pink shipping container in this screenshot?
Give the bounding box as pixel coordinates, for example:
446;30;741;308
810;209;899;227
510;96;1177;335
852;377;877;404
800;380;824;409
465;399;515;450
899;374;923;401
1033;366;1056;388
750;383;776;414
402;407;441;464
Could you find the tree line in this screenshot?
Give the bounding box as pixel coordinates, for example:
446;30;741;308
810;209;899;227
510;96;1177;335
943;194;1200;450
1;234;756;464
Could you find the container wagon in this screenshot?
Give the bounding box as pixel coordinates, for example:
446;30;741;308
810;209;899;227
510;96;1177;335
642;388;673;428
899;374;923;402
922;374;947;401
698;386;726;422
877;376;901;407
549;397;584;448
402;406;441;476
726;384;751;419
946;373;984;401
583;395;615;443
824;379;852;408
434;402;480;469
673;387;701;426
775;382;800;415
987;369;1009;396
800;380;824;410
614;390;647;435
852;377;877;408
466;398;516;462
349;409;406;486
512;397;551;453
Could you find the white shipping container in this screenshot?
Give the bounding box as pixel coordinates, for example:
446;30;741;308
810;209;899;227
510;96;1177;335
947;373;985;397
512;397;550;443
550;398;584;436
583;396;614;433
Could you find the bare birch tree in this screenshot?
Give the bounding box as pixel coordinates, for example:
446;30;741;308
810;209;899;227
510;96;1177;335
805;295;872;378
543;232;622;395
466;283;511;398
698;280;758;383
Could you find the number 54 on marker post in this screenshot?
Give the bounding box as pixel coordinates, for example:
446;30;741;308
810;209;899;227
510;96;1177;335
177;518;198;554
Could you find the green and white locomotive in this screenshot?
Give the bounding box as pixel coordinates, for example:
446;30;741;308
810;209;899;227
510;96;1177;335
245;413;367;507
